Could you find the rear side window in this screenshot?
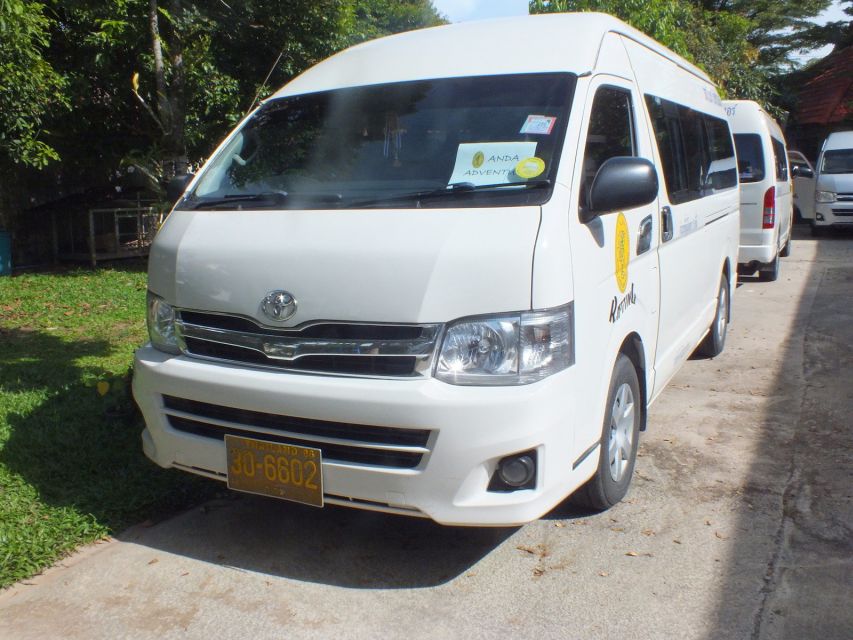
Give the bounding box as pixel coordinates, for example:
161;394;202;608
734;134;765;183
771;138;788;181
645;95;737;203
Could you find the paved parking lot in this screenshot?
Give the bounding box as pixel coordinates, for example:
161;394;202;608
1;226;851;639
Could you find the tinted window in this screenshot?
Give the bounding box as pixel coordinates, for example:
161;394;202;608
705;117;738;190
734;134;765;183
645;95;736;202
580;86;636;206
821;149;853;174
645;96;687;199
771;138;788;181
185;73;576;210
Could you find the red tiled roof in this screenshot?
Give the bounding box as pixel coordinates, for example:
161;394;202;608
794;44;853;125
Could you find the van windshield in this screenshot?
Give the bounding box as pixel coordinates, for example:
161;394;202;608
182;73;576;210
821;149;853;174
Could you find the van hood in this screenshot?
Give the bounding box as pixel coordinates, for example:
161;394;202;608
816;172;853;193
149;207;540;325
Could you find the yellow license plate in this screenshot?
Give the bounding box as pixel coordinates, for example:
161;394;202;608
225;435;323;507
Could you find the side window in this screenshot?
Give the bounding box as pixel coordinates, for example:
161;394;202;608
703;116;737;191
677;106;708;198
645;95;687;202
771;138;788;181
645;94;736;202
581;86;636;206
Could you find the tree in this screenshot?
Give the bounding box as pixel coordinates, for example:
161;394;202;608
0;0;67;229
0;0;67;169
529;0;771;103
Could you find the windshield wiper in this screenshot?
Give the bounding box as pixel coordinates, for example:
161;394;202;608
184;190;343;210
348;180;552;208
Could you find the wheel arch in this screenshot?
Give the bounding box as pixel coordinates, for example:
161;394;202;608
618;332;648;432
722;259;732;322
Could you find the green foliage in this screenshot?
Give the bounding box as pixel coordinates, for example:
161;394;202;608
0;267;218;588
529;0;771;104
0;0;67;168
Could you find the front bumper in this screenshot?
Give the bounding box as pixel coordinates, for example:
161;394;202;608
132;345;594;526
814;202;853;226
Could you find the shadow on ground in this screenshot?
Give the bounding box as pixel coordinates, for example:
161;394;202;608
705;223;853;638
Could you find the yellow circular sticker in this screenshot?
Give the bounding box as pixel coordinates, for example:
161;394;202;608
615;213;630;293
514;157;546;179
472;151;485;168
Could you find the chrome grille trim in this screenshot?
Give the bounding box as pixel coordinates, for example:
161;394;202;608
162;395;434;469
174;310;443;377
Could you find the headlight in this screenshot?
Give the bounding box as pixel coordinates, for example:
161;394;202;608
815;190;836;203
436;303;574;385
146;291;180;354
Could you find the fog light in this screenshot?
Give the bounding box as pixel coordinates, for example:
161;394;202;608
499;455;535;486
816;213;825;221
487;450;538;493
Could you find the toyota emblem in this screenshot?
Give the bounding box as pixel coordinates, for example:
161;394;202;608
261;290;297;322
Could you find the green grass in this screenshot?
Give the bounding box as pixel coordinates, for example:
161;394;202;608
0;265;216;588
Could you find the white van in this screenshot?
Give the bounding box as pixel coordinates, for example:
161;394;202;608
133;13;739;526
787;150;816;221
724;100;793;281
812;130;853;233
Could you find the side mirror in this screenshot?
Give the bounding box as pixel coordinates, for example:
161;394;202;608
166;173;193;203
582;157;659;221
791;165;814;179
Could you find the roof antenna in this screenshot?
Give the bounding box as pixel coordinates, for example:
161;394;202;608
246;48;285;116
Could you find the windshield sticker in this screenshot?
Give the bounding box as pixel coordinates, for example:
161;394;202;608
448;141;538;186
515;157;546;179
615;213;630;293
520;115;557;135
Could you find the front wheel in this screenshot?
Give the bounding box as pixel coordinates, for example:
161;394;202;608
573;354;642;511
698;272;729;357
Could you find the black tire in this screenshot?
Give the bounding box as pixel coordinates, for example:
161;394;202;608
573;354;642;511
698;272;729;357
758;255;780;282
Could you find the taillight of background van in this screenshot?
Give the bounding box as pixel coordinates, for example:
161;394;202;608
763;186;776;229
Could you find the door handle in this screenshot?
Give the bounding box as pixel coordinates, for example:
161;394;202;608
661;206;674;243
637;215;653;254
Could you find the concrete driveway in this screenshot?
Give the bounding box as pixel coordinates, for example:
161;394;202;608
1;226;851;639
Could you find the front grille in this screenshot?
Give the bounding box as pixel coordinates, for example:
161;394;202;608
831;208;853;217
163;395;432;469
176;310;441;378
836;193;853;202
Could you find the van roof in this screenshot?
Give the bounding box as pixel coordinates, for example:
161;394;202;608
723;100;784;140
824;130;853;151
271;13;712;99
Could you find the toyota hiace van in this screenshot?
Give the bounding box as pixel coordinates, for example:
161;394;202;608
724;100;793;281
812;130;853;233
134;14;739;525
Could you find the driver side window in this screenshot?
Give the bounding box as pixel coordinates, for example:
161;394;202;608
580;86;636;208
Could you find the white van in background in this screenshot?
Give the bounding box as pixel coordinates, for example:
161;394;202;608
812;130;853;234
134;13;739;526
787;150;816;221
724;100;793;281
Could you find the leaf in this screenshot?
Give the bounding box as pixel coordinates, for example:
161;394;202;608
626;551;639;557
96;381;110;396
